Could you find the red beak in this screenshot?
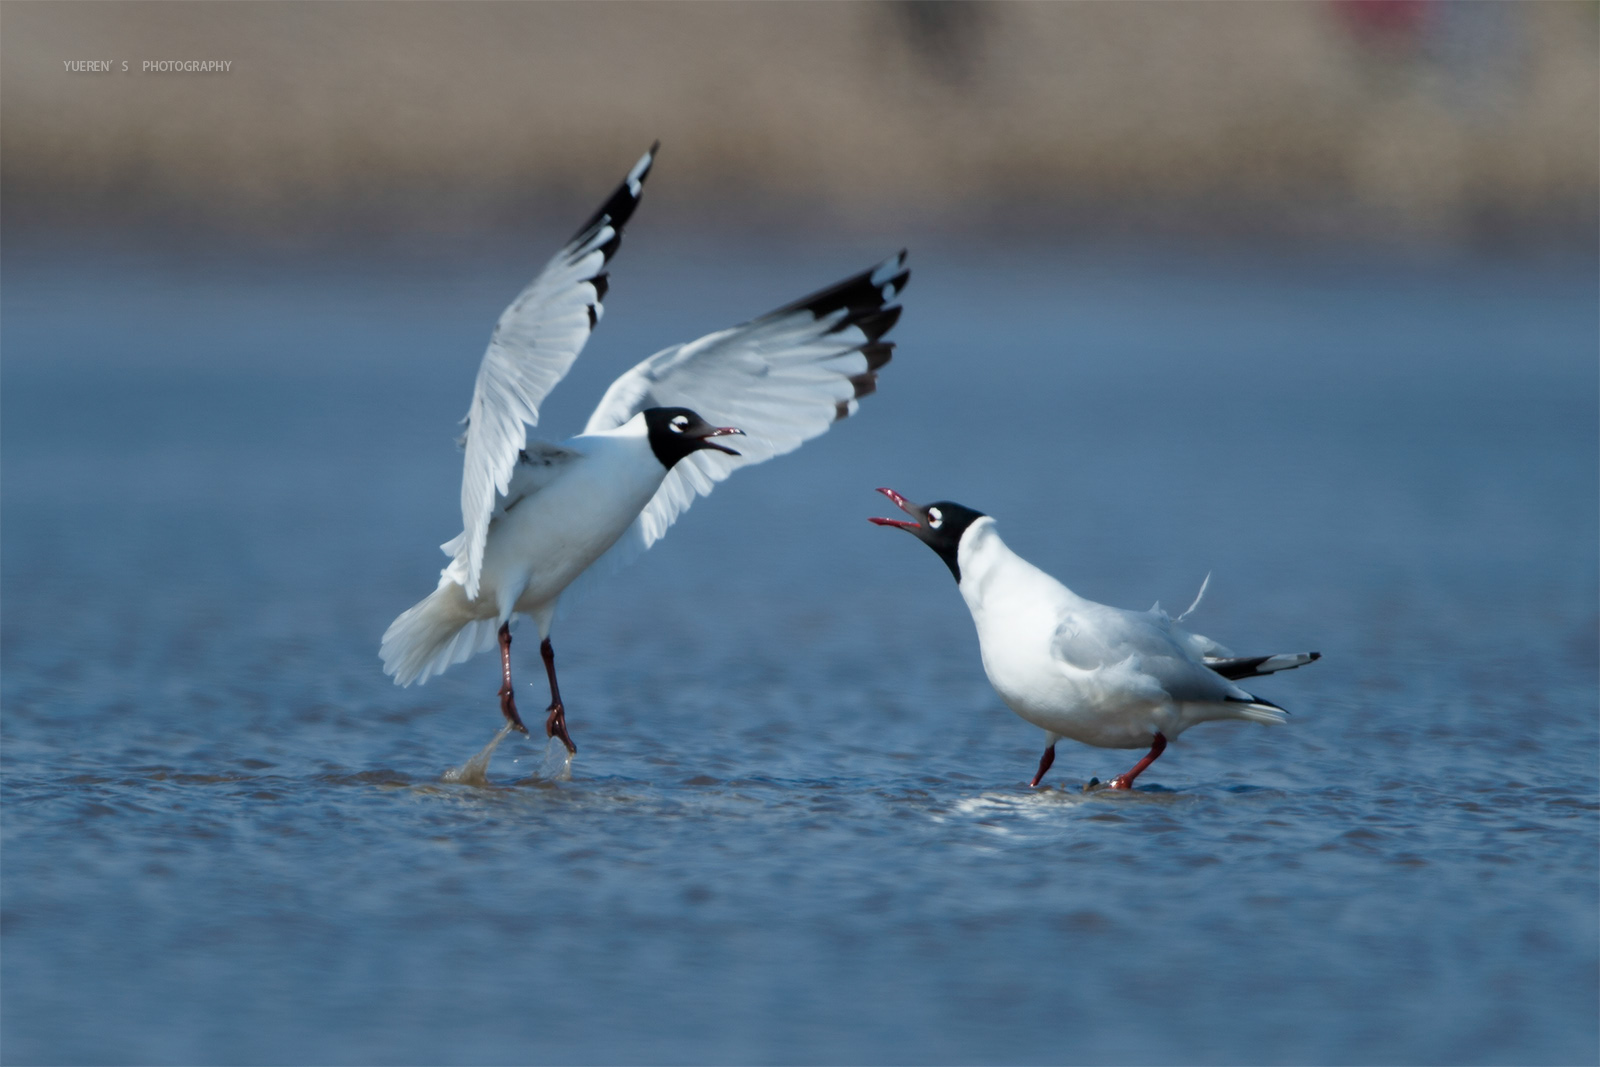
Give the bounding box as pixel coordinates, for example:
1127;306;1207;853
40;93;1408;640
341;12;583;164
697;426;745;456
868;486;922;530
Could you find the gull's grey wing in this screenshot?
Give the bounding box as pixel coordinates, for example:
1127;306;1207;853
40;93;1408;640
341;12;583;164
451;143;657;598
1052;606;1244;705
1052;607;1183;671
1175;629;1233;661
582;251;908;553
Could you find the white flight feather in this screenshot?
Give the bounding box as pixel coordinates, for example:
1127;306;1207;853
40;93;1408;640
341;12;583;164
583;297;889;559
453;144;656;600
457;237;609;598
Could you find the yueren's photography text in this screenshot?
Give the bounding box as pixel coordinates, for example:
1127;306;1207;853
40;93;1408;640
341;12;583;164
62;58;231;73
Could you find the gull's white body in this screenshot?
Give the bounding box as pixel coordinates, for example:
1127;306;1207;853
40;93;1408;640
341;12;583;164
381;419;668;687
955;518;1284;750
467;420;661;628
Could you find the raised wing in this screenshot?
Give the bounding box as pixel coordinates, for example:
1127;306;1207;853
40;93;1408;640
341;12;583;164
583;251;909;551
454;143;657;598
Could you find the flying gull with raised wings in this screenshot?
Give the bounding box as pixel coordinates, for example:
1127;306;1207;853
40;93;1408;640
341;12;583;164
381;143;909;755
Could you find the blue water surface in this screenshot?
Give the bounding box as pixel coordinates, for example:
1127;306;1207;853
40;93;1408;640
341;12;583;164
3;230;1596;1064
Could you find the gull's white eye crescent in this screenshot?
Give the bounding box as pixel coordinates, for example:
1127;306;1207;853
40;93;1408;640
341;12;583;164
928;507;943;529
670;414;689;433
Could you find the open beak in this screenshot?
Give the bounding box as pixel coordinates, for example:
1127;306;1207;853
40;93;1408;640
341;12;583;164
695;426;745;456
868;486;924;531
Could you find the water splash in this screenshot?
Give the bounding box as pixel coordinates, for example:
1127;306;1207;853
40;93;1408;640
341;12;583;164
515;737;574;783
442;723;516;786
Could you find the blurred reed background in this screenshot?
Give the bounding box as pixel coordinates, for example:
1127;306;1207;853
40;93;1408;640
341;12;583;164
3;0;1595;249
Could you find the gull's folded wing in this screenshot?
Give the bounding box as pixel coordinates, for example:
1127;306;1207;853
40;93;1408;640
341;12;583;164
1053;607;1248;706
582;251;909;554
452;143;657;598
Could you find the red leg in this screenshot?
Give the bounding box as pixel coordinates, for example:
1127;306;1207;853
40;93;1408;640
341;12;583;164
1030;743;1057;788
541;637;576;754
1109;733;1167;790
497;623;529;734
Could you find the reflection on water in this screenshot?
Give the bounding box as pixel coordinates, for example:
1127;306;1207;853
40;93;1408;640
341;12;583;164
2;237;1595;1064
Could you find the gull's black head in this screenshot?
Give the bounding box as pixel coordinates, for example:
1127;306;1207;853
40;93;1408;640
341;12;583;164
642;406;744;470
868;488;987;582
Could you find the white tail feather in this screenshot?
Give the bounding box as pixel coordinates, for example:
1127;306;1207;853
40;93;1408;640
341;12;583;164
1231;702;1288;726
380;581;499;686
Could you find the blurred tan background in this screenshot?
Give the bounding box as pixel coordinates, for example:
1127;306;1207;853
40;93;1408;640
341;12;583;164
3;1;1595;246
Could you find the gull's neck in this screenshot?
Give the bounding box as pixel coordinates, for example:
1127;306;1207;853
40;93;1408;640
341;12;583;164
956;518;1078;615
598;412;649;439
569;411;651;454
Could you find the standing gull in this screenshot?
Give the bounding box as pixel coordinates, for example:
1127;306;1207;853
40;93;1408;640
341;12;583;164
380;143;909;755
869;489;1318;788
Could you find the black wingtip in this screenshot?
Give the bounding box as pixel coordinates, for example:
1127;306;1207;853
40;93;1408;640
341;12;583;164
861;341;894;371
771;252;910;323
1208;655;1271;680
849;305;902;344
567;143;658;248
1206;652;1321;680
747;251;910;424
